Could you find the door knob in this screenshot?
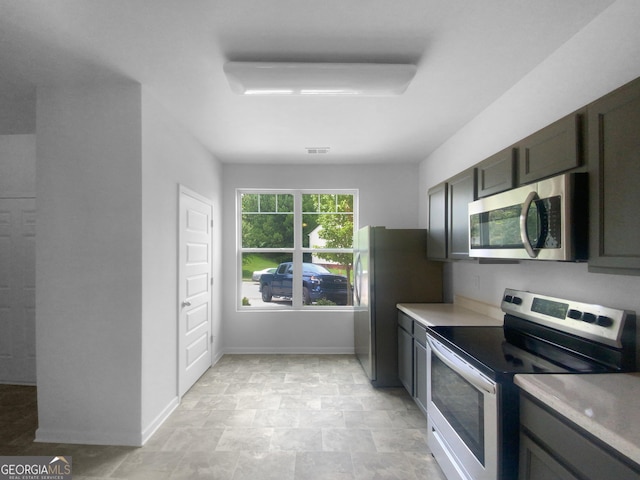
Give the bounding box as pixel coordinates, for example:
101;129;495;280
182;301;192;308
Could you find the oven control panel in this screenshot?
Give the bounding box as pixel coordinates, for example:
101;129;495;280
501;288;635;348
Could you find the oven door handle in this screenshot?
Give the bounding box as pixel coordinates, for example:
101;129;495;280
427;336;496;395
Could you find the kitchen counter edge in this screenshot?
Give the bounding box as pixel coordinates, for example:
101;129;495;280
397;299;504;329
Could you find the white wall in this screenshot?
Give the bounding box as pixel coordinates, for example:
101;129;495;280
221;163;421;353
419;0;640;314
140;89;222;440
36;83;144;445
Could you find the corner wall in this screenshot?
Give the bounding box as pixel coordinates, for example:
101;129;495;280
35;83;144;445
419;0;640;313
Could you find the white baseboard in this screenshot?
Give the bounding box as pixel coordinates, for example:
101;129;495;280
221;347;355;355
35;396;181;447
35;427;143;447
140;396;180;446
0;380;36;386
211;350;224;366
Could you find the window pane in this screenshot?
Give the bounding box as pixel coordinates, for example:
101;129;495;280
319;194;336;212
337;194;353;213
241;252;293;308
242;193;260;212
277;194;294;212
242;213;294;248
260;194;277;212
301;260;352;307
303;192;354;251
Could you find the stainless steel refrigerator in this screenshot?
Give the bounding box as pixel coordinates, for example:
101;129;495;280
353;226;443;387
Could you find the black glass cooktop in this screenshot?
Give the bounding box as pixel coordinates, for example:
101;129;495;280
428;325;612;382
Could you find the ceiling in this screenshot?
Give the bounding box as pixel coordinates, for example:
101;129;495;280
0;0;616;164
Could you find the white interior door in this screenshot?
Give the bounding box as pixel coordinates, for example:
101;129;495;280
178;186;213;397
0;198;36;384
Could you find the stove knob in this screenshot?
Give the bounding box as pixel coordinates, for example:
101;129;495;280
512;296;523;305
567;309;582;320
596;315;614;327
582;313;596;324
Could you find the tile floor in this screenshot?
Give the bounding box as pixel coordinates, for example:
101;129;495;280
0;354;447;479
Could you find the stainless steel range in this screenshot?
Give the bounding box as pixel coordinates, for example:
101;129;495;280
426;288;637;480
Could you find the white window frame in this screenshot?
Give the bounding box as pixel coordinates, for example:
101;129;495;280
237;188;358;310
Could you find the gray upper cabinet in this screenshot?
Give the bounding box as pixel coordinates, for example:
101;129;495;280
427;182;448;260
518;112;583;185
476;147;517;198
588;77;640;275
448;168;477;260
427;170;477;261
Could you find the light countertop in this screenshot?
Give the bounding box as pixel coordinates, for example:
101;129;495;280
515;373;640;466
397;296;504;328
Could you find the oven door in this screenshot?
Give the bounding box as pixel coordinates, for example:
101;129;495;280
427;335;498;480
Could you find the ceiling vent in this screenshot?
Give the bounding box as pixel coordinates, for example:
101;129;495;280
306;147;330;154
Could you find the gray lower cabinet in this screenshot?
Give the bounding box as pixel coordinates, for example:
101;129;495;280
397;315;413;395
519;433;576;480
519;393;640;480
413;324;428;415
397;311;428;415
588;76;640;275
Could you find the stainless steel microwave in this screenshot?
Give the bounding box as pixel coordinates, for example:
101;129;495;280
468;173;588;261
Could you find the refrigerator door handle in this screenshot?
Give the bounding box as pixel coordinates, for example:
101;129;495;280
354;252;363;306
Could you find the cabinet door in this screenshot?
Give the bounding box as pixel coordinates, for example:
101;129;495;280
519;113;583;185
477;147;517;198
414;340;428;416
520;394;640;480
448;168;477;260
519;433;578;480
427;182;448;260
588;78;640;274
397;326;413;395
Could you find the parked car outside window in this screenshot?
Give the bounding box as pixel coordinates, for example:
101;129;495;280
252;267;276;282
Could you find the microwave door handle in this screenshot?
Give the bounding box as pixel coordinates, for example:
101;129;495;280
520;191;539;258
427;336;496;395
